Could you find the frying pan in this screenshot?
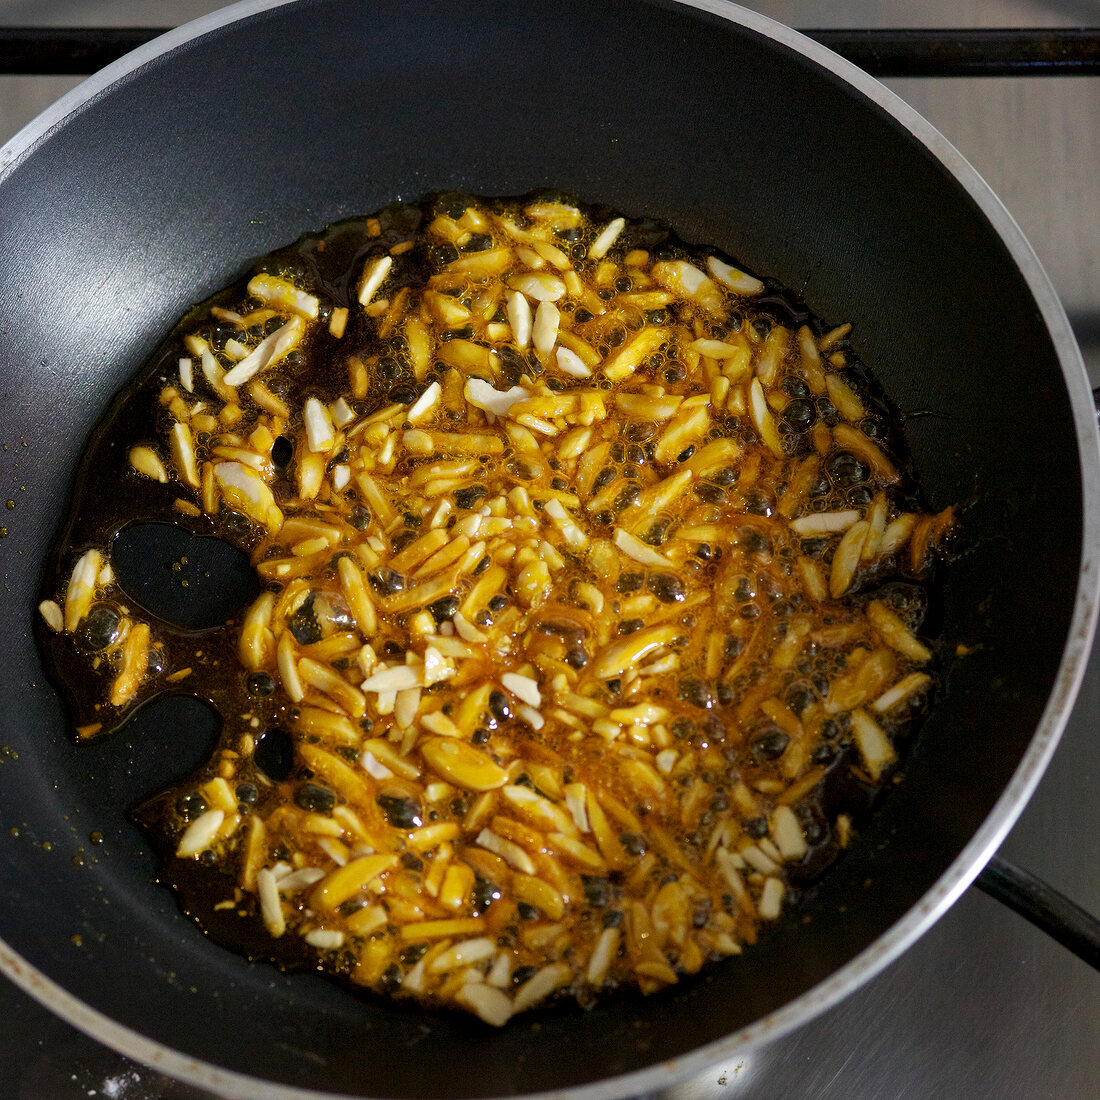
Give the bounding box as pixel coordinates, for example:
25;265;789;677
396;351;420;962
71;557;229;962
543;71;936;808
0;1;1097;1097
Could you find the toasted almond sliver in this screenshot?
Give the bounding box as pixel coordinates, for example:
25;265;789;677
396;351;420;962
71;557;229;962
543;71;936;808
456;982;513;1027
475;828;536;873
257;868;286;937
512;962;572;1013
358;255;393;306
851;707;897;781
329;306;349;338
873;671;932;713
532;300;560;359
63;548;103;633
707;255;764;295
360;750;394;779
589;217;625;260
867;599;932;662
690;337;741;357
508;272;566;302
223;317;304;387
590;624;681;680
790;510;860;537
545;498;587;549
830;520;870;598
586;926;621;986
556;347;592;377
398;917;484;940
247;273;320;320
749;377;783;456
38;599;64;632
360;664;423;692
429;937;496;974
129;444;168;483
758;876;786;920
407;381;441;422
506;290;532;347
771;806;807;861
303;396;335;452
465;378;529;418
423;739;508;791
310;854;399;911
613;527;674;567
501;672;541;707
169;422;200;490
176;809;224;858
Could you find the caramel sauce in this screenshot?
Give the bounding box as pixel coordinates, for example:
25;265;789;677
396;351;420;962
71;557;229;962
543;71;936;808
36;193;951;1024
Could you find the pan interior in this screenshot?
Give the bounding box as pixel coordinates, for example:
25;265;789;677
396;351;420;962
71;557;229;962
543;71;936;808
0;0;1082;1095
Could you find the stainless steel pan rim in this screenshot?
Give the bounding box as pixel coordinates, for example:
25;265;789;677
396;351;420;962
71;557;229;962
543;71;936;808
1;1;1096;1097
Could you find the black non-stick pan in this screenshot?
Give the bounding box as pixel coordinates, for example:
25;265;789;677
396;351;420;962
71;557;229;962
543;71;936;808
0;1;1097;1097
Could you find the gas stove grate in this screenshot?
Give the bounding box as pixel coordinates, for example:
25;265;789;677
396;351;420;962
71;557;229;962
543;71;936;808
0;25;1097;76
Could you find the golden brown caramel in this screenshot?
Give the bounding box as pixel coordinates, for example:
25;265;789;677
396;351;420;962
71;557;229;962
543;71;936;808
38;193;952;1025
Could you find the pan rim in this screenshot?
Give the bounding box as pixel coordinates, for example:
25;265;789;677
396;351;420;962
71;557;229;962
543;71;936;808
0;0;1097;1097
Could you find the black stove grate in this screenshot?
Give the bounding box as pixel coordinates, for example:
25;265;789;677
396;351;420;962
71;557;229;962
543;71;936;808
0;26;1098;76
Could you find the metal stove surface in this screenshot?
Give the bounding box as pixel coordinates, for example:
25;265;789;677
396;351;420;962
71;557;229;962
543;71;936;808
0;1;1097;1097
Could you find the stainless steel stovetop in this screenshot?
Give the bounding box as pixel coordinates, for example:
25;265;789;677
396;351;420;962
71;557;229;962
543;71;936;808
1;1;1097;1097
